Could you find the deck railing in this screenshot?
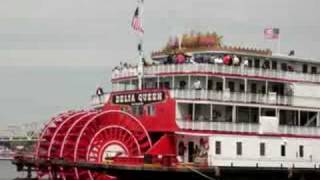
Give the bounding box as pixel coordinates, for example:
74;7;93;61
171;89;320;108
112;64;320;83
176;119;320;136
176;120;260;133
91;93;110;107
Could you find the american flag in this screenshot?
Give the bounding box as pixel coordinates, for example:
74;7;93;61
131;3;144;34
264;28;280;39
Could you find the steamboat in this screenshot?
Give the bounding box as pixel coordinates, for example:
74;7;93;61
13;32;320;180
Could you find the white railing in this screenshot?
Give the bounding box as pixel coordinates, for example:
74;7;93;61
278;126;320;136
171;89;320;108
176;120;259;133
91;93;110;107
145;64;320;82
112;68;138;79
112;64;320;83
176;120;320;136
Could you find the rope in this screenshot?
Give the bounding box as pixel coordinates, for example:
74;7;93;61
183;164;216;180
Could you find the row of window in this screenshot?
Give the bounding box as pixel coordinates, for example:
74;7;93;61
215;141;304;157
128;104;156;117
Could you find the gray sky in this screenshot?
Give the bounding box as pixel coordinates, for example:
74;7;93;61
0;0;320;128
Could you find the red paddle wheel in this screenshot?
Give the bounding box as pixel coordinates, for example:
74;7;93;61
35;109;152;180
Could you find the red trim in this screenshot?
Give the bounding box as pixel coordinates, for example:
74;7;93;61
177;129;320;139
112;71;320;85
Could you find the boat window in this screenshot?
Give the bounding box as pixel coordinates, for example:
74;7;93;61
300;111;317;127
236;142;242;156
279;110;299;126
260;143;266;156
132;104;144;116
215;141;221;155
311;66;317;74
254;59;260;68
281;145;286;157
248;59;253;67
239;84;245;92
146;105;156;116
261;108;276;117
272;61;277;70
303;64;308;73
208;80;213;90
228;81;235;92
299;145;304;157
281;63;287;71
216;82;223;91
236;107;259;123
251;83;257;93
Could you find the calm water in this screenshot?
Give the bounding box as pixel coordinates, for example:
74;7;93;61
0;160;24;180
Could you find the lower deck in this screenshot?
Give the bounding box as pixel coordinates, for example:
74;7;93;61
13;156;320;180
175;133;320;169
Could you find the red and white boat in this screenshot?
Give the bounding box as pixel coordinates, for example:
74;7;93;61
18;32;320;180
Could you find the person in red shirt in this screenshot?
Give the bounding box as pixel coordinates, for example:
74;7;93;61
223;54;232;65
176;53;186;64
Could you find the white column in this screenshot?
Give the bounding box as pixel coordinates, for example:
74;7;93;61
210;104;213;121
298;110;301;126
317;112;320;127
205;76;209;90
172;76;175;89
157;76;160;88
265;80;268;94
188;75;191;89
129;79;133;90
232;105;236;123
258;107;261;123
245;79;248;92
223;77;226;90
192;103;195;121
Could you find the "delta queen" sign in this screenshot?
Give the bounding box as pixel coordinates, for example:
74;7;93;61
113;91;165;105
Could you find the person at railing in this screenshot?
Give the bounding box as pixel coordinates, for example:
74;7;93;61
232;55;240;65
223;54;232;65
262;61;270;69
214;56;223;64
96;86;104;104
179;80;187;89
112;66;120;78
175;53;186;64
164;54;174;64
193;79;202;90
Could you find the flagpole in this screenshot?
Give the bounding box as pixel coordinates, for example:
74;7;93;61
278;32;281;54
137;0;144;90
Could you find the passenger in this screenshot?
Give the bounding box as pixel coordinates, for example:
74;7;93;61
223;54;232;65
242;59;249;67
193;79;202;90
186;55;196;64
96;86;104;103
113;67;120;77
214;56;223;64
166;54;173;64
176;53;186;64
202;55;210;64
194;54;203;63
232;55;240;65
262;61;270;69
209;56;216;64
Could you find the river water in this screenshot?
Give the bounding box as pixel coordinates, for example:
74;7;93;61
0;160;24;179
